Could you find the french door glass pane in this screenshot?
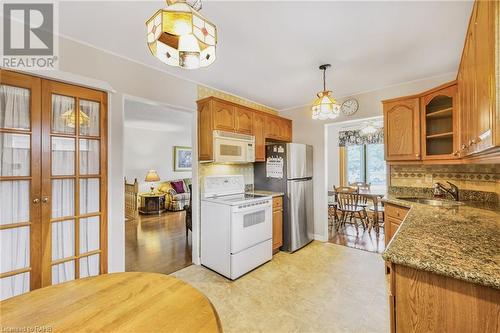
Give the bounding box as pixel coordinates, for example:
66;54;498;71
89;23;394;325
51;261;75;285
79;100;100;136
79;216;99;254
51;220;75;261
79;178;99;214
51;94;76;134
366;144;387;186
51;179;75;218
80;254;100;278
0;180;30;225
79;139;99;175
346;145;364;184
0;133;30;176
52;137;75;175
0;272;30;301
0;85;30;130
0;226;30;273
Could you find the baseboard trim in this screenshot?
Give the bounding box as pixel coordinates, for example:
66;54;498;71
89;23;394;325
313;234;328;242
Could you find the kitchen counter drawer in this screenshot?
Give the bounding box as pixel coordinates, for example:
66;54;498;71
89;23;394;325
385;203;409;221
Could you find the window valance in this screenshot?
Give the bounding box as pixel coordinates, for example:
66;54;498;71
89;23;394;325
338;129;384;147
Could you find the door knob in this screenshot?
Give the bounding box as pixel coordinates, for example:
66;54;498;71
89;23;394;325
42;197;49;204
33;198;40;204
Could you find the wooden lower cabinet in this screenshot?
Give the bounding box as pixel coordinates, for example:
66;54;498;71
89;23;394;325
389;263;500;333
272;196;283;253
384;203;409;246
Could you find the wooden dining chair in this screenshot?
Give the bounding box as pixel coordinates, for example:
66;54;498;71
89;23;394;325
329;186;355;230
335;187;369;233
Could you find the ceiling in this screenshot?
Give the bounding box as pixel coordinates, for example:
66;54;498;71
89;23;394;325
124;99;193;132
59;1;473;110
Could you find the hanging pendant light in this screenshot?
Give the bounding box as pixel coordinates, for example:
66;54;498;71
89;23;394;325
359;122;379;136
146;0;217;69
312;64;340;120
61;109;89;128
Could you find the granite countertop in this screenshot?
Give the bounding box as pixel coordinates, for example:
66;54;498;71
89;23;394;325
382;196;500;289
250;190;284;198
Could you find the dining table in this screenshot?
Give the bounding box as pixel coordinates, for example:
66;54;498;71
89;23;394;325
328;188;386;232
0;272;222;333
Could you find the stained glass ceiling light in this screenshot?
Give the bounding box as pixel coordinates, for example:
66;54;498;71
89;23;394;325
146;0;217;69
312;64;340;120
61;110;89;128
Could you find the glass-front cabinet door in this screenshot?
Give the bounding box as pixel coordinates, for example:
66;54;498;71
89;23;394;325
41;80;107;287
0;71;42;300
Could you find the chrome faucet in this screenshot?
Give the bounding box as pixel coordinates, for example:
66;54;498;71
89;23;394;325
434;181;460;201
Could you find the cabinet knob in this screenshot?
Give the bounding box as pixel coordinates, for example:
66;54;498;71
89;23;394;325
42;197;49;204
33;198;40;204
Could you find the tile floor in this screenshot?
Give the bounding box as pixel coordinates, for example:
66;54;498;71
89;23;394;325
172;241;389;333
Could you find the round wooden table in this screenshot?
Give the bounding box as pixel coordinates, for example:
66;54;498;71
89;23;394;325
0;272;222;333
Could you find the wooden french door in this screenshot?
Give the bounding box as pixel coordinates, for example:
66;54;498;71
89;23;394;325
0;71;42;299
40;79;107;287
0;70;107;298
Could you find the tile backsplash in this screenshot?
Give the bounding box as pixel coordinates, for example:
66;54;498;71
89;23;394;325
390;164;499;201
199;163;254;191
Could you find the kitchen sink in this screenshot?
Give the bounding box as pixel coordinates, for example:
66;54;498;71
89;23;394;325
396;197;464;207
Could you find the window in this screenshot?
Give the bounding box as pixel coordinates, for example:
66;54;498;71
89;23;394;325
345;143;386;190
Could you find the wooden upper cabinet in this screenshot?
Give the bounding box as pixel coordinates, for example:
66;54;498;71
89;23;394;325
197;97;293;161
384;98;421;161
472;0;495;154
253;112;266;161
212;100;235;131
197;100;213;161
235;107;253;135
282;119;292;142
456;0;499;159
265;116;281;140
421;84;458;160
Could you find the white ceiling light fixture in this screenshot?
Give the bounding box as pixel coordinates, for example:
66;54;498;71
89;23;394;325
146;0;217;69
312;64;340;120
359;122;379;136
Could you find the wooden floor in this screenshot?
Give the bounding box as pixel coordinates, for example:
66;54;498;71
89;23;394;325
328;221;385;254
125;210;192;275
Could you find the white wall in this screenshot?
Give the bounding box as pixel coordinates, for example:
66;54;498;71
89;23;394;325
280;72;456;241
57;36;199;271
124;102;192;193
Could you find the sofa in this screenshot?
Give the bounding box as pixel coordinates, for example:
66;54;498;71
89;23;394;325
157;178;191;211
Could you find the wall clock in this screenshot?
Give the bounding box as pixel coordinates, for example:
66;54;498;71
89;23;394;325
341;98;359;116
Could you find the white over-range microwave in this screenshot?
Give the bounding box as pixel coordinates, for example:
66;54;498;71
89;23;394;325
213;130;255;163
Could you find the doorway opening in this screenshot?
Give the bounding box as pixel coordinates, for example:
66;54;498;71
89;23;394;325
325;117;387;254
123;98;193;274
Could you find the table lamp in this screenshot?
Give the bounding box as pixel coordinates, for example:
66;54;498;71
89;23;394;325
144;170;160;194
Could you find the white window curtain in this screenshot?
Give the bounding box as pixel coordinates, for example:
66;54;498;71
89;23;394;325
0;85;31;300
52;95;75;134
79;100;100;136
0;85;30;130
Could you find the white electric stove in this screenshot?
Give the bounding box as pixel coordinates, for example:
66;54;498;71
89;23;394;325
201;175;273;280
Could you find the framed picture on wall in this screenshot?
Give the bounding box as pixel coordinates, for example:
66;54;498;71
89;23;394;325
173;146;192;171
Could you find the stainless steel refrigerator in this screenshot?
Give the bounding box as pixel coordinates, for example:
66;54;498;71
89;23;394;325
254;143;314;252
